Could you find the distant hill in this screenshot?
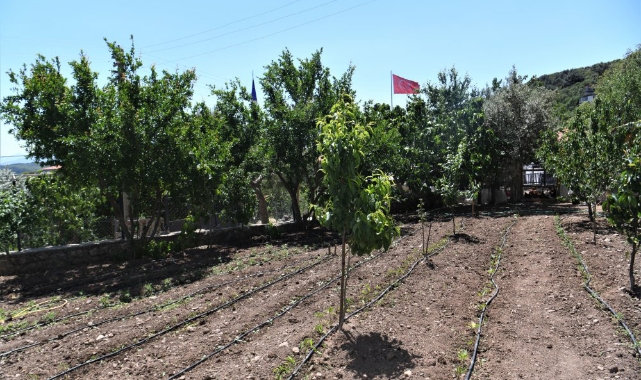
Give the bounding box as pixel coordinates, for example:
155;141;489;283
529;60;619;117
2;162;41;174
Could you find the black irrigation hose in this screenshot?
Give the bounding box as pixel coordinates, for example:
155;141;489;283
2;243;322;341
166;250;381;379
0;253;322;358
8;240;303;299
464;216;517;380
1;249;320;342
287;231;454;379
555;216;641;358
167;224;425;379
46;254;332;380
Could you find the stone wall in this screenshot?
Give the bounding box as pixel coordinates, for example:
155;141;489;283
0;223;299;276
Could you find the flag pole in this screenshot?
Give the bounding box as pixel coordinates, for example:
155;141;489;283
390;71;393;109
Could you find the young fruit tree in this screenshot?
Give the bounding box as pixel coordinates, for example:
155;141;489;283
317;95;399;329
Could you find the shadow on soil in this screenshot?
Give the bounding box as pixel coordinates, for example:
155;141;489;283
340;331;420;378
561;218;614;236
452;233;481;244
0;228;339;303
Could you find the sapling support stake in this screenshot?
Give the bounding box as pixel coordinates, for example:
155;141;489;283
426;221;432;254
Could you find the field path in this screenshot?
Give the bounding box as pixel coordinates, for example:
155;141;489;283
475;214;640;380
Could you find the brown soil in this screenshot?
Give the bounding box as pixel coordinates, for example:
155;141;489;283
1;203;640;380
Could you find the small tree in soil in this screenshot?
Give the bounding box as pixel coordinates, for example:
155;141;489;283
317;95;399;329
605;123;641;292
436;138;475;236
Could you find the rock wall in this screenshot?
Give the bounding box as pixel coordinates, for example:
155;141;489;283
0;223;299;276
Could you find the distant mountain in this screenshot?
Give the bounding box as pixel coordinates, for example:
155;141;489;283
529;60;618;118
2;162;41;174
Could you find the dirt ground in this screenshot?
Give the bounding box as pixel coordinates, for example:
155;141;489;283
1;203;640;380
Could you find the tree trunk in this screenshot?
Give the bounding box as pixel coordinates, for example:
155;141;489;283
472;198;476;218
338;226;347;329
276;172;303;225
630;242;637;292
512;161;523;202
426;221;432;254
251;175;269;224
422;221;425;255
451;206;456;236
288;187;303;225
591;203;598;244
587;202;594;222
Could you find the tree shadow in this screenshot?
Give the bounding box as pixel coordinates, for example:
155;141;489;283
451;233;481;244
0;226;338;303
626;285;641;299
0;247;233;303
339;331;421;379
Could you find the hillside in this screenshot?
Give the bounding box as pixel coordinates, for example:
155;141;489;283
2;162;40;175
530;60;618;117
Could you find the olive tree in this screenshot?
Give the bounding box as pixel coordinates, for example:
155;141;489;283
483;68;555;201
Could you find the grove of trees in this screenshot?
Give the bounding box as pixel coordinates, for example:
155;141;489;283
538;46;641;290
1;37;639;284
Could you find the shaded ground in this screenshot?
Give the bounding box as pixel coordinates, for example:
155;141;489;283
1;203;640;380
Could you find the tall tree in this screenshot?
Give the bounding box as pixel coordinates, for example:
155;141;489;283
600;46;641;291
260;48;354;225
605;124;641;291
538;101;620;240
397;66;495;216
210;79;264;225
483;67;555;201
0;38;228;254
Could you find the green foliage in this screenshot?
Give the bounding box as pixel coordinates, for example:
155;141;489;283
0;171;29;252
273;355;297;379
208;79;262;224
0;37;231;253
317;95;399;327
141;239;173;259
540;46;641;290
484;67;555;201
317;95;399;256
606;154;641;246
23;174;102;247
532;60;617;118
118;290;132;303
393;67;495;208
174;214;198;251
605;123;641;290
0;171;102;251
261;48;355;224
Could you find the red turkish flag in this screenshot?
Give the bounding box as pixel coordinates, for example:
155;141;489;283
393;74;420;94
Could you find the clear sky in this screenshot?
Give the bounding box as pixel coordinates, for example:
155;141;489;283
1;0;639;164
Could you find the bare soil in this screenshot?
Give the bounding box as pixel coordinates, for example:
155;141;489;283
1;203;640;380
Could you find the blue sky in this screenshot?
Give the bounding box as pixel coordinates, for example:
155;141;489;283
1;0;639;164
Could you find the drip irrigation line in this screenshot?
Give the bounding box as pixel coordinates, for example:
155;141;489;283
167;227;425;379
555;217;641;358
166;242;404;379
1;245;318;340
46;254;331;380
12;238;306;298
287;231;454;379
464;216;517;380
0;253;322;358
